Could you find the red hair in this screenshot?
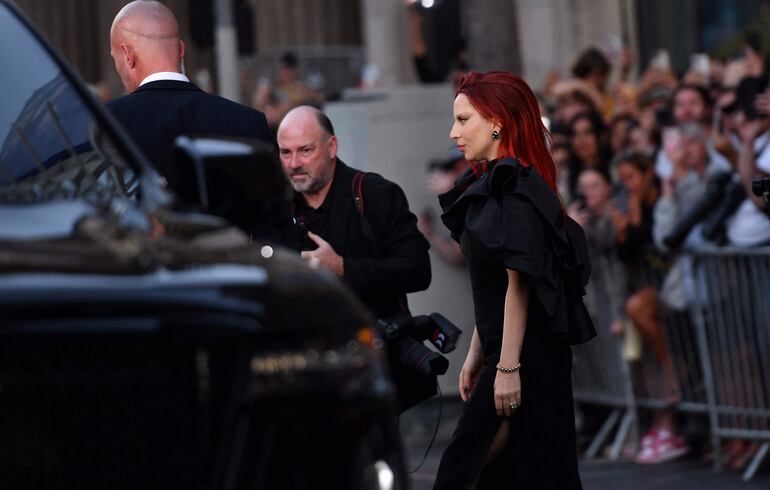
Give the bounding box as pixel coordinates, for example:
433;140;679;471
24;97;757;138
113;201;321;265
456;71;557;193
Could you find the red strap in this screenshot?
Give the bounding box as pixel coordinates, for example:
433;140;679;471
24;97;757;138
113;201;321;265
352;171;366;215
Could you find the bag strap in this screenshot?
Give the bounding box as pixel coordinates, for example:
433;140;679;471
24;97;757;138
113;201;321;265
351;171;380;256
352;171;409;312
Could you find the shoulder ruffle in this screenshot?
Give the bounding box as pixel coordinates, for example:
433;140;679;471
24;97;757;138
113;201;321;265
439;158;596;344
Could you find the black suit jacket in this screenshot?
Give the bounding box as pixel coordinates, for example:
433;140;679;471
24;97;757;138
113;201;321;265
107;80;300;248
107;80;271;191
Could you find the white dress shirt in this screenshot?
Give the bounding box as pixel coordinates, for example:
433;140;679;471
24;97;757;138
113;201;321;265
139;71;190;87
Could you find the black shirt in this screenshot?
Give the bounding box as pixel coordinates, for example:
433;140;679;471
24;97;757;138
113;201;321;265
293;159;431;319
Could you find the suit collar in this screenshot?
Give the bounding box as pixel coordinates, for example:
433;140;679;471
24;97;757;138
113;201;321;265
132;80;203;93
140;72;190;86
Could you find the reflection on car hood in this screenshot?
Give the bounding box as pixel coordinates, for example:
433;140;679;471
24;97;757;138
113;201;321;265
0;200;93;239
0;264;268;291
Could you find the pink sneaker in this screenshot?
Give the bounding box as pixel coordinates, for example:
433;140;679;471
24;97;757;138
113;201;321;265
635;429;689;464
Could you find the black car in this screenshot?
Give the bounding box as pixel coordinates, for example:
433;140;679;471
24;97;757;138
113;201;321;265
0;2;405;489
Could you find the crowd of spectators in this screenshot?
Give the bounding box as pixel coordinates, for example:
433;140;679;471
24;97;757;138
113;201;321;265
538;34;770;466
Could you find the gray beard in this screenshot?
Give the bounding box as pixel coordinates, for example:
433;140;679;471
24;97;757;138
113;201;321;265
291;176;326;195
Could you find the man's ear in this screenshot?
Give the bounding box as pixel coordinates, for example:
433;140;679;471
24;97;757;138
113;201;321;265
178;40;186;62
121;44;136;69
327;135;338;160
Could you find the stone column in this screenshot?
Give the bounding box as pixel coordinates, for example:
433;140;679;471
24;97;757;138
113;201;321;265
516;0;636;91
461;0;522;74
214;0;240;102
360;0;414;86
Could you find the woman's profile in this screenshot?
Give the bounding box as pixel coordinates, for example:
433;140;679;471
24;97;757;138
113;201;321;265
434;71;596;489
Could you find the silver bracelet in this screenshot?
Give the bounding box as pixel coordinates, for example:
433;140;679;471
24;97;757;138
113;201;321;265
495;361;521;373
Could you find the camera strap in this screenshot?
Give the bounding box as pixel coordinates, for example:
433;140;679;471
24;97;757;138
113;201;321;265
352;171;410;313
351;171;381;257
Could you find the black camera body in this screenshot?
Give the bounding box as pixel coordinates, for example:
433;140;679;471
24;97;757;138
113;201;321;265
663;172;737;249
753;176;770;219
377;312;461;376
377;312;462;412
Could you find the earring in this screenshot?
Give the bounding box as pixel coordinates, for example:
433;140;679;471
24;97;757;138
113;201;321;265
492;130;500;141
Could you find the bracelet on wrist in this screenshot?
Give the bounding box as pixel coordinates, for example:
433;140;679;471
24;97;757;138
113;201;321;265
495;361;521;374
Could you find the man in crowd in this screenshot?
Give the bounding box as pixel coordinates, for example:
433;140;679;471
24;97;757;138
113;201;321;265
656;84;732;179
725;79;770;246
277;106;432;409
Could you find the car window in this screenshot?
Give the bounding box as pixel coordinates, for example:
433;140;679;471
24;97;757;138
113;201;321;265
0;5;137;204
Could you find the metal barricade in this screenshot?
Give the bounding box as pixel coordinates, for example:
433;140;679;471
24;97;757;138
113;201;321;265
574;244;770;482
573;247;709;460
572;321;636;459
689;247;770;481
572;251;638;460
631;254;710;416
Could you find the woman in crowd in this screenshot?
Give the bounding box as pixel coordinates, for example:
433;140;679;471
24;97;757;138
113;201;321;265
568;168;626;337
434;71;595;489
613;151;691;464
567;111;613;200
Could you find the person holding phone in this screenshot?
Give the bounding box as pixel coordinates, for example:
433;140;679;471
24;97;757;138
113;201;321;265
723;77;770;246
655;85;732;180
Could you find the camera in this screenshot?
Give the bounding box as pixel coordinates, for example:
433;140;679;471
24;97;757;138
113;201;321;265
377;312;461;376
663;172;733;249
376;312;462;412
723;76;769;121
753;176;770;219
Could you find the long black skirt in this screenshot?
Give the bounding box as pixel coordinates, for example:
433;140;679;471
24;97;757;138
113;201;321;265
433;325;582;490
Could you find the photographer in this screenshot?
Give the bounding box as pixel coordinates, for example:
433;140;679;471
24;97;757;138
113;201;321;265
653;123;726;252
277;106;433;410
724;77;770;245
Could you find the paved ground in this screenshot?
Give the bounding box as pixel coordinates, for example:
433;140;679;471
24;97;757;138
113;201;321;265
400;397;770;490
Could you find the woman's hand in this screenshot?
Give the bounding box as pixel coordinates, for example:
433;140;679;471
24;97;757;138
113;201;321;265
459;352;483;402
609;203;629;243
494;370;522;417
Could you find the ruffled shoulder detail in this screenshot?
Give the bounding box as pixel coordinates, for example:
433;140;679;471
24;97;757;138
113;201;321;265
439;158;596;344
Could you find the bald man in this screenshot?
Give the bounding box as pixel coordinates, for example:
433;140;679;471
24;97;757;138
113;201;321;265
107;0;271;196
278;106;431;410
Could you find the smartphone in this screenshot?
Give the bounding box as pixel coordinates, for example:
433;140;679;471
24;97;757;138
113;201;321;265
651;50;671;70
659;127;681;179
662;127;682;155
691;53;710;77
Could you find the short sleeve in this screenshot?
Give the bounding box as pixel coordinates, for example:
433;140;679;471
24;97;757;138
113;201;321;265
460;192;546;280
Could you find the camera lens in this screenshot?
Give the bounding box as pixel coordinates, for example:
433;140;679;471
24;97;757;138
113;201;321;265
394;337;448;376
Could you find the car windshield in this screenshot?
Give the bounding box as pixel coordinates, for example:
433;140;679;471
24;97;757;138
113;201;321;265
0;5;137;205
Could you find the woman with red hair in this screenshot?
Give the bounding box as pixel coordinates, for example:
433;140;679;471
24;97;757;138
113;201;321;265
434;71;596;489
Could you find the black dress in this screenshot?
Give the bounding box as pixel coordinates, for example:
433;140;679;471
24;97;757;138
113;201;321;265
433;158;596;490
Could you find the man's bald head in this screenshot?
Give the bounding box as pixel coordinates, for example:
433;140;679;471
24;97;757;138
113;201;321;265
112;0;180;40
110;1;185;93
277;107;338;198
279;106;335;140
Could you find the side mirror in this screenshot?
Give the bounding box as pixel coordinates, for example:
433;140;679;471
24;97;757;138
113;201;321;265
173;136;294;243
